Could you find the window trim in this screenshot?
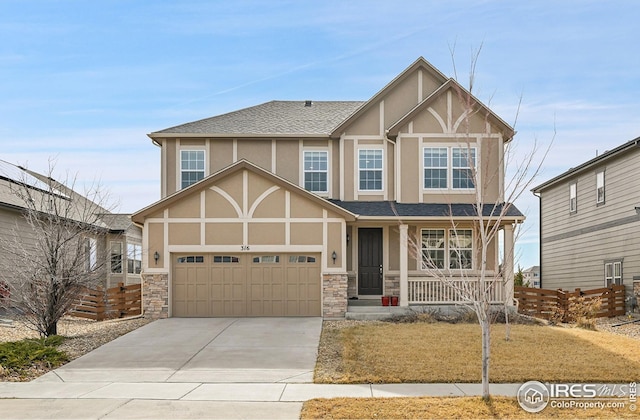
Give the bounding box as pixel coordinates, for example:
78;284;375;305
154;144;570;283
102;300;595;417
604;260;622;287
420;228;474;271
422;145;477;191
126;243;142;275
110;241;123;274
423;147;449;190
451;147;477;190
301;149;330;194
179;149;206;190
596;170;605;205
357;148;384;192
569;182;577;213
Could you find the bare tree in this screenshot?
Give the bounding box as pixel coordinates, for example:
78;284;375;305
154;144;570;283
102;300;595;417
400;49;552;400
0;161;113;336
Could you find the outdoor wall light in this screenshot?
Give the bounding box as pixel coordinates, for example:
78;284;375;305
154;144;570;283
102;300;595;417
346;233;350;245
331;250;337;264
154;251;160;265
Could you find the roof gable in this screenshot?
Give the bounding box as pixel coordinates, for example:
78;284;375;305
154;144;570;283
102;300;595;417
132;159;357;223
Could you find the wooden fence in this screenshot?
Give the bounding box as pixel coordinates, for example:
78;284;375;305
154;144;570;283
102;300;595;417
515;284;625;321
70;282;141;321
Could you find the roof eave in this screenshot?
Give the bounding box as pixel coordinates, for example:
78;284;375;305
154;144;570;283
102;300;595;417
148;132;331;139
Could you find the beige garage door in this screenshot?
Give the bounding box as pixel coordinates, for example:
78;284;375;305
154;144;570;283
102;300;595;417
172;254;321;317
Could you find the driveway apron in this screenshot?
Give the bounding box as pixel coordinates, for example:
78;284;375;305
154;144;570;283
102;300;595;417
53;317;323;383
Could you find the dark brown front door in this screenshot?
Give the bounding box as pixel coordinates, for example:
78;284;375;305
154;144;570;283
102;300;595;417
358;228;383;295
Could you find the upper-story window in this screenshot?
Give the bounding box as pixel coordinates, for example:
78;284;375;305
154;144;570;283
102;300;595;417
569;182;577;213
424;147;448;189
358;149;383;191
180;150;205;189
423;146;476;190
596;171;605;204
303;151;328;193
452;148;476;189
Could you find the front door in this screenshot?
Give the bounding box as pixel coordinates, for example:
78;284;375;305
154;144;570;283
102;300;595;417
358;228;383;295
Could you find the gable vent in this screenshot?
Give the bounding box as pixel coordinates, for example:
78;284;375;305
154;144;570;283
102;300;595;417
305;100;313;107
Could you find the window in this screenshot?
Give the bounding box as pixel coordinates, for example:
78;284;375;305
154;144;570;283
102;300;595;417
421;229;473;270
596;171;605;204
358;149;383;191
303;151;328;193
424;148;448;189
180;150;205;189
421;229;445;269
452;148;476;189
604;261;622;286
110;242;123;274
569;183;577;213
177;256;204;263
288;255;317;263
449;229;473;269
127;244;142;274
213;256;240;263
253;255;280;263
84;238;97;272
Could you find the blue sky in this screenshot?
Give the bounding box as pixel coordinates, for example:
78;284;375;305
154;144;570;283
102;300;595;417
1;1;639;270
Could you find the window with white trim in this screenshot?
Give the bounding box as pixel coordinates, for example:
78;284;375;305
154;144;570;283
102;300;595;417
180;150;205;189
423;147;448;189
596;171;605;204
110;242;123;274
358;149;383;191
604;260;622;286
421;229;473;270
127;243;142;274
84;238;97;272
452;148;476;189
303;150;328;193
421;229;445;269
569;182;577;213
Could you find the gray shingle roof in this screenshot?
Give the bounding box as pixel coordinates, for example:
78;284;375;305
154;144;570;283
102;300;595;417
154;100;365;136
328;200;524;218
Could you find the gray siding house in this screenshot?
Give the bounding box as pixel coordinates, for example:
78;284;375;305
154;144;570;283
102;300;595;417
533;137;640;306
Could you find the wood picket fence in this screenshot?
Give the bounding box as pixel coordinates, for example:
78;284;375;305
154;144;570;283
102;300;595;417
514;284;625;321
70;282;142;321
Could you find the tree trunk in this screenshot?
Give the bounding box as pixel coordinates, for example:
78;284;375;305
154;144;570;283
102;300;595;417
45;321;57;337
481;316;491;400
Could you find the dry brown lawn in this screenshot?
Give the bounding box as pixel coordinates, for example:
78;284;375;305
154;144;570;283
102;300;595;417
301;396;637;419
315;322;640;383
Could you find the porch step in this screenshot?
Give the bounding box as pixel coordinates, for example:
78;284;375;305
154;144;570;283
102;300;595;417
345;305;412;320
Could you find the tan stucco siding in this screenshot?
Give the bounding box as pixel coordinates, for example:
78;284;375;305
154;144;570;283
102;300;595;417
205;223;242;245
383;73;419;128
168;193;201;218
249;223;286;244
210;139;234;173
168;223;200;245
205;189;241;218
290;193;323;218
251;188;286;218
290;223;323;245
166;140;177;196
237;140;272;171
344;104;381;136
327;222;343;267
343;139;354;200
275;140;299;184
388;226;400;270
148;222;165;269
400;137;420;202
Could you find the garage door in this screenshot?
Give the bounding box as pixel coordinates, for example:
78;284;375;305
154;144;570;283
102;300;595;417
172;253;321;317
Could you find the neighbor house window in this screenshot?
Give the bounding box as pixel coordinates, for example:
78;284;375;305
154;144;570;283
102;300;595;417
127;243;142;274
358;149;383;191
452;148;476;189
596;171;605;204
449;229;473;270
180;150;205;189
84;238;97;272
604;261;622;286
303;150;328;193
421;229;445;269
110;242;123;274
424;147;448;189
569;182;577;213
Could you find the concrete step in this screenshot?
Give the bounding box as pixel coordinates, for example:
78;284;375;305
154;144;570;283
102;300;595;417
345;305;412;320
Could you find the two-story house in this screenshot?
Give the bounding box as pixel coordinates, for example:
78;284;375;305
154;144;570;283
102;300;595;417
132;57;524;319
533;137;640;305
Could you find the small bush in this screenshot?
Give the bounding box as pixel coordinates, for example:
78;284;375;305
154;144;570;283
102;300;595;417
0;336;68;377
569;297;602;330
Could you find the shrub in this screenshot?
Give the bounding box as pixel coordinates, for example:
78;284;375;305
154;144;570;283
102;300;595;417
568;296;602;330
0;336;68;377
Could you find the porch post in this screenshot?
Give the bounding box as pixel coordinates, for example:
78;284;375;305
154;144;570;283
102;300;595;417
503;223;515;306
399;224;409;307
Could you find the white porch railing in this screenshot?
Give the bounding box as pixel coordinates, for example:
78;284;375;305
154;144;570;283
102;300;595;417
408;277;505;304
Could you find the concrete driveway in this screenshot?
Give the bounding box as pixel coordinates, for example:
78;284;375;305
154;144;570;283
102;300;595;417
52;317;322;383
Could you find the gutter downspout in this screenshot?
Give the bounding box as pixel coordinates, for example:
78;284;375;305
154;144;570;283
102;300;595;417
533;191;542;288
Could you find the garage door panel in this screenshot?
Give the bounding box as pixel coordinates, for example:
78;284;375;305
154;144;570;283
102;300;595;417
172;253;320;317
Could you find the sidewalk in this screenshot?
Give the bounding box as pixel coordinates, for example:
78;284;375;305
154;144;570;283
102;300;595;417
0;379;521;419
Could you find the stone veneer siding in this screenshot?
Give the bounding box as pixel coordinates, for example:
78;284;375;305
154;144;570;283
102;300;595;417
141;272;169;319
323;273;348;318
384;275;400;298
634;281;640;312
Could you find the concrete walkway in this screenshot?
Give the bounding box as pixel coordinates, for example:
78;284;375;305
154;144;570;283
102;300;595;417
0;318;521;419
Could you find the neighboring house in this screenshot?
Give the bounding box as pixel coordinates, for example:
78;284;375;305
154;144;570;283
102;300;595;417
132;57;524;319
533;137;640;302
522;266;540;288
0;159;142;290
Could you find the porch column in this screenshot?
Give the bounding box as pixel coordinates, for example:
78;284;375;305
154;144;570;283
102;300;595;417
503;223;515;306
399;224;409;307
